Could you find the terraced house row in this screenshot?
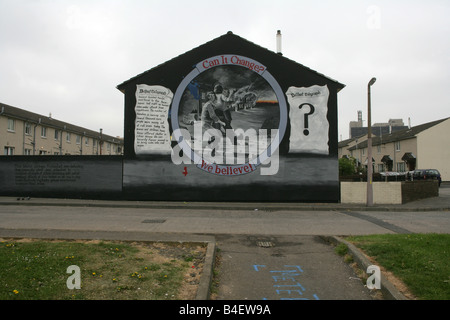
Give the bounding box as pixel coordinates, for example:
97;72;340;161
1;102;123;156
338;117;450;181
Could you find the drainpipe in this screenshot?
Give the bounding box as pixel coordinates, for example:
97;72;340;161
99;128;103;155
59;127;63;155
23;121;26;155
33;118;41;155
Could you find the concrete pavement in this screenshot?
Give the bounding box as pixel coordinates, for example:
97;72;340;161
0;184;449;301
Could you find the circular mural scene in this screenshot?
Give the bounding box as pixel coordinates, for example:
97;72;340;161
171;56;287;175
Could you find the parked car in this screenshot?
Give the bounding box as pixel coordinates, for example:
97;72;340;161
412;169;442;186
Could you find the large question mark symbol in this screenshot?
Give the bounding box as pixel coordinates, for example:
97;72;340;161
298;103;315;135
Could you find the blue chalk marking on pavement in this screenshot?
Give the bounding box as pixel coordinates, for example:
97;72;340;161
274;282;306;291
253;265;266;271
253;263;319;300
270;265;303;273
272;273;301;282
276;289;303;295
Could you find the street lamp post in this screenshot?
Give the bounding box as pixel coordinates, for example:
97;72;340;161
367;77;376;206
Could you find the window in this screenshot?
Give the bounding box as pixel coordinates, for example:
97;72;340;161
76;135;81;144
24;149;32;155
85;137;89;146
7;119;15;132
4;146;14;155
377;164;385;173
39;150;47;155
54;129;60;140
395;141;401;151
397;162;405;172
377;145;381;153
25;123;32;135
66;132;71;143
41;126;47;138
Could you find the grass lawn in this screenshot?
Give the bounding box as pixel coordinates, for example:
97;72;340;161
0;238;206;300
344;233;450;300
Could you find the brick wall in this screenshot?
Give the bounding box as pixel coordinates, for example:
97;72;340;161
401;180;439;203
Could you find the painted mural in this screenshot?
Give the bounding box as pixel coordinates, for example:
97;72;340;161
286;85;330;155
170;55;287;176
118;32;345;202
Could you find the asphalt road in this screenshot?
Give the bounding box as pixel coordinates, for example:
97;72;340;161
0;204;449;235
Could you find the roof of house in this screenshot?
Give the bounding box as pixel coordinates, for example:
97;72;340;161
116;31;345;92
338;137;356;148
338;133;368;148
347;117;449;151
0;102;123;144
350;125;408;139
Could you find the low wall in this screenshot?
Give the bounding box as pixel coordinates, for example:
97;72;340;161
0;155;340;202
0;156;123;199
340;181;439;204
401;180;439;203
341;182;402;205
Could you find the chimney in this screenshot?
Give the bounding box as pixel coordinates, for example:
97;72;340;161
276;30;282;55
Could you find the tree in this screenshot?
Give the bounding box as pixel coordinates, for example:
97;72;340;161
339;156;357;176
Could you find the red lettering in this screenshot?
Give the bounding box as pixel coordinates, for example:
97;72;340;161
200;160;209;169
202;58;220;69
198;162;257;176
229;56;265;73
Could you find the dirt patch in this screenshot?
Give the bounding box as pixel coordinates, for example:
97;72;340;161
130;241;207;300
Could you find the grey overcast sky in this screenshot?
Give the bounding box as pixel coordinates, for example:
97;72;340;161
0;0;449;139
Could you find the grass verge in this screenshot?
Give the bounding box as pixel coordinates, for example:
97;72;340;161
344;233;450;300
0;238;206;300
